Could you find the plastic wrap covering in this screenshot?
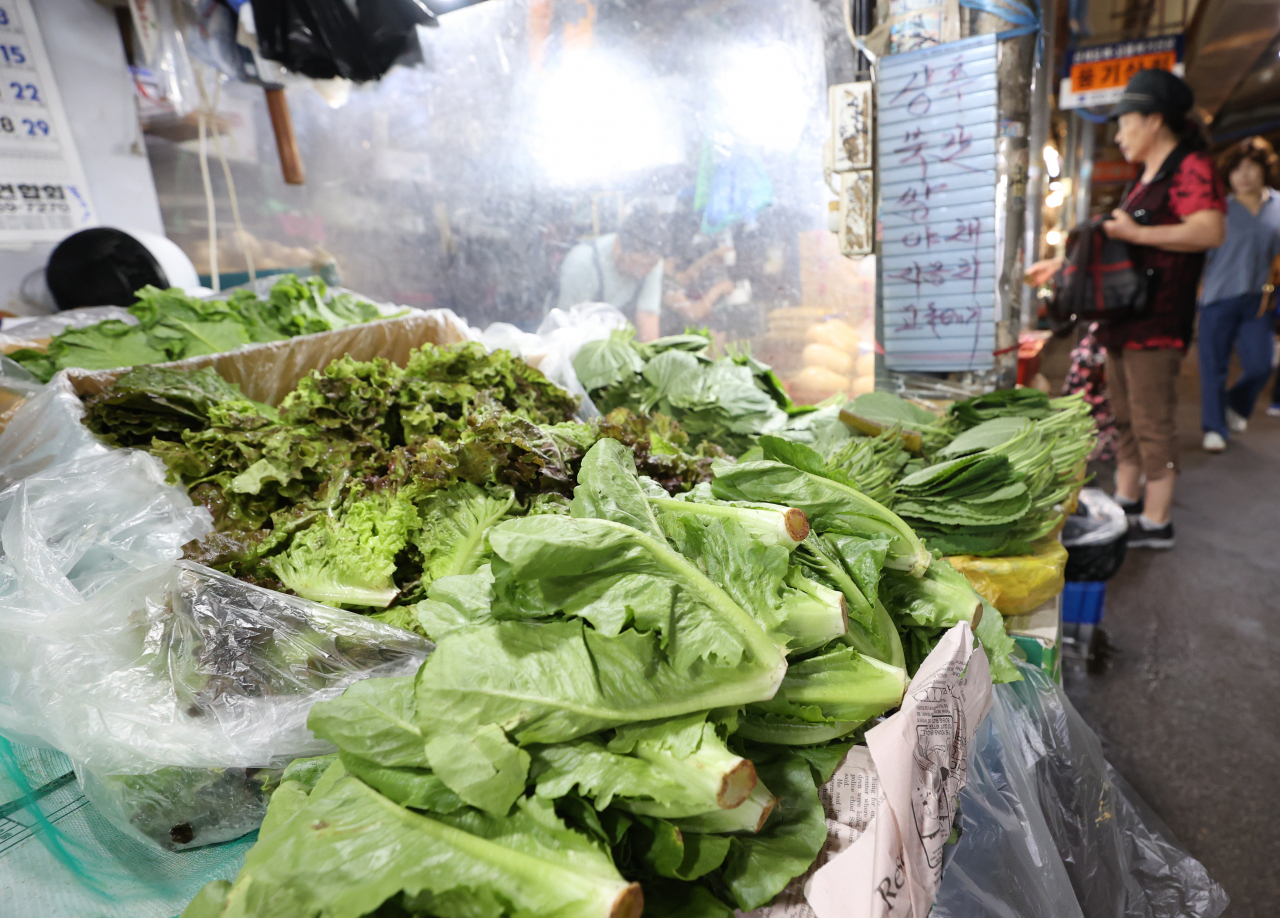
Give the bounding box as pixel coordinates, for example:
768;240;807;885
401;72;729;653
946;537;1068;616
0;372;431;851
934;663;1229;918
0;307;139;348
0;739;255;918
0;378;106;488
480;302;629;414
58;563;426;849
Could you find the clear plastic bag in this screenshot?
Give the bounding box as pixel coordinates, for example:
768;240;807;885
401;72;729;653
0;377;108;489
0;379;431;852
933;663;1229;918
58;562;428;849
480;302;629;416
1062;488;1128;548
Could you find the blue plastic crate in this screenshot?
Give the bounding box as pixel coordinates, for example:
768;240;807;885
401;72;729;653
1062;581;1106;624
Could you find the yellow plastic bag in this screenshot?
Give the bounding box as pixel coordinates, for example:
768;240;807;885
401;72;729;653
947;538;1067;617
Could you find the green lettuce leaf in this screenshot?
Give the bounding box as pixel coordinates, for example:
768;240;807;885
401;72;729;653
269;486;419;609
737;645;907;745
413;483;515;588
715;751;827;910
530;714;756;817
881;558;1021;683
307;676;427;768
183;765;641;918
712;459;930;577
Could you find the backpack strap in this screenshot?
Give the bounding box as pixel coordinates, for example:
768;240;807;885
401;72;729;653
1123;142;1194;219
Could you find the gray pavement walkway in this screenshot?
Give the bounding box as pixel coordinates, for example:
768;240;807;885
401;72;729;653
1058;345;1280;918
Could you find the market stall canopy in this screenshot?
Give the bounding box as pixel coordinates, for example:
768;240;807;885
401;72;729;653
1182;0;1280;123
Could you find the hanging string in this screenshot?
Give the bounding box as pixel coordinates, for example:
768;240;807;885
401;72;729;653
194;64;258;290
194;79;218;293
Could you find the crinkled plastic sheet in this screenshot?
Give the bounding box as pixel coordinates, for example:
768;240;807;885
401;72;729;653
0;378;107;490
1063;488;1128;549
934;662;1229;918
947;538;1068;617
0;739;254;918
0;374;431;853
480;302;628;417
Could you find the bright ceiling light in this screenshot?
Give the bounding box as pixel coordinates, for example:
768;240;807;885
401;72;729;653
1046;229;1062;246
1044;145;1061;178
531;51;684;186
1045;190;1064;209
713;44;809;153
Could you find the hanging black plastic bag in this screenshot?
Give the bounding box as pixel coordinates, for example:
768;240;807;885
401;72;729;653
252;0;437;83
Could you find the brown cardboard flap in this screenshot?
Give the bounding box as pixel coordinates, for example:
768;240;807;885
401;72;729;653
64;310;472;406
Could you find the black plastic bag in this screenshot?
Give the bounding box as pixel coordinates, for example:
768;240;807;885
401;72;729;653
1063;488;1129;582
253;0;438;83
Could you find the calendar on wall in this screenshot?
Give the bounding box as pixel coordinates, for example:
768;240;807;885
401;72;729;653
0;0;95;244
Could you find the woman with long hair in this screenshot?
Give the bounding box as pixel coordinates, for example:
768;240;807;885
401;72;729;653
1195;136;1280;451
1029;69;1226;550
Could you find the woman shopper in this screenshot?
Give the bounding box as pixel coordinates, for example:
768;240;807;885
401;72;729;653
1196;137;1280;452
1029;69;1225;550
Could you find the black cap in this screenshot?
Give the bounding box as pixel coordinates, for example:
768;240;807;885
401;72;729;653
1109;68;1194;120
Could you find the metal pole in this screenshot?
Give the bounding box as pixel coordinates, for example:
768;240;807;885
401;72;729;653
1076;118;1095;226
970;10;1036;388
1022;0;1056;329
853;0;874;80
1062;113;1080;231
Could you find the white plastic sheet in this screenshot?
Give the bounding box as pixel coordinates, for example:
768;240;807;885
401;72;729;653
0;373;431;851
480;302;629;416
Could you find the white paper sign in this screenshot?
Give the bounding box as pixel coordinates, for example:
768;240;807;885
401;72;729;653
0;0;95;244
746;623;993;918
877;35;998;373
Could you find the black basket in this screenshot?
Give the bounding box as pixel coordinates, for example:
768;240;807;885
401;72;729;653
1065;535;1128;582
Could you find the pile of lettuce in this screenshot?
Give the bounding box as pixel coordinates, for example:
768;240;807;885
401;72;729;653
182;437;1018;918
762;390;1097;558
13;274;386;382
83;346;723;620
83;350;1027;916
573;330;809;456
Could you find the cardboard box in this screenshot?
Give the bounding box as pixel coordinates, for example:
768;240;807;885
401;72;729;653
1004;592;1062;681
63;310;471;406
0;310;472;433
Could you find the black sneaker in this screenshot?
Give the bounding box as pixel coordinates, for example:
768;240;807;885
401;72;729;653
1127;518;1174;550
1115;495;1144;517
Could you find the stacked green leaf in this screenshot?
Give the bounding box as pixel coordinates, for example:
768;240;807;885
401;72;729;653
824;426;914;505
573;329;805;456
892;454;1032;554
11;274;386;382
900;393;1097;556
946;387;1058;429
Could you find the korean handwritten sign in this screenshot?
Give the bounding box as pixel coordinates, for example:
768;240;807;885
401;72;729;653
1060;35;1184;110
877;34;997;373
0;0;95;243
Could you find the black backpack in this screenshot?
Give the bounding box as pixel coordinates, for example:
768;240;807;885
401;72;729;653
1046;217;1154;335
1046;145;1190;336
